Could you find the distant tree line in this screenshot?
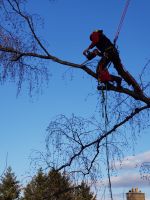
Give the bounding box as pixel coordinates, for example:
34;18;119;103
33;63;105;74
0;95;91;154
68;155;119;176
0;167;96;200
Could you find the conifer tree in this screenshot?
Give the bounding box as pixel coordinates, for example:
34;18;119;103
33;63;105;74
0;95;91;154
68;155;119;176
0;167;20;200
46;169;73;200
23;169;95;200
74;181;96;200
23;168;47;200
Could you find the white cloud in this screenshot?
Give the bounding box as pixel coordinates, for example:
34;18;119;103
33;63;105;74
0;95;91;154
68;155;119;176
110;173;150;188
96;151;150;199
96;173;150;188
114;151;150;170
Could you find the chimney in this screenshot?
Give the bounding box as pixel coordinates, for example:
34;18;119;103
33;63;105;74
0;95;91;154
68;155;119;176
126;188;145;200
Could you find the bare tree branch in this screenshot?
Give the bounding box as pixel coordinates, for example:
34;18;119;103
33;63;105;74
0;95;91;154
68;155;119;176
42;105;149;172
7;0;50;56
0;1;149;188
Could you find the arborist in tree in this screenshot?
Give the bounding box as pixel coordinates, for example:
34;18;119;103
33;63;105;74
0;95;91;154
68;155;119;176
84;48;122;88
83;30;142;93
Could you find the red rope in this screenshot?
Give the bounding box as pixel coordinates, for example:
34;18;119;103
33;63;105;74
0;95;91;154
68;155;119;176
114;0;131;44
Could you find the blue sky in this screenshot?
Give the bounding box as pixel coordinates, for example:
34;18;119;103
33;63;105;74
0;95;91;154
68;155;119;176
0;0;150;199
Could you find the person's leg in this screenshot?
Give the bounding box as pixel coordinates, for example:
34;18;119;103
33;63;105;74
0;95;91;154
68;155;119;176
111;50;142;93
96;56;110;81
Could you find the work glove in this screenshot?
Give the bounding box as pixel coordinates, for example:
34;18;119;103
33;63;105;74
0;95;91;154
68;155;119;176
86;52;96;60
83;48;89;56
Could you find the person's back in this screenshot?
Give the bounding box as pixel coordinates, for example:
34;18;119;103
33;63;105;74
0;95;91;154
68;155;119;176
89;30;113;53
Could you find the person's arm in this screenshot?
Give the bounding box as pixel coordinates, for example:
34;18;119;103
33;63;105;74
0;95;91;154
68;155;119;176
83;42;95;56
83;32;99;55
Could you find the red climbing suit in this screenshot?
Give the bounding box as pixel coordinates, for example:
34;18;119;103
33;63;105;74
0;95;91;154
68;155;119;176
99;69;112;83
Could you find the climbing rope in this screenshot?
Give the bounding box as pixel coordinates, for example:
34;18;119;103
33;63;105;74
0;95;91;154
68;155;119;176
101;85;113;200
114;0;131;45
100;2;131;198
99;2;131;199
